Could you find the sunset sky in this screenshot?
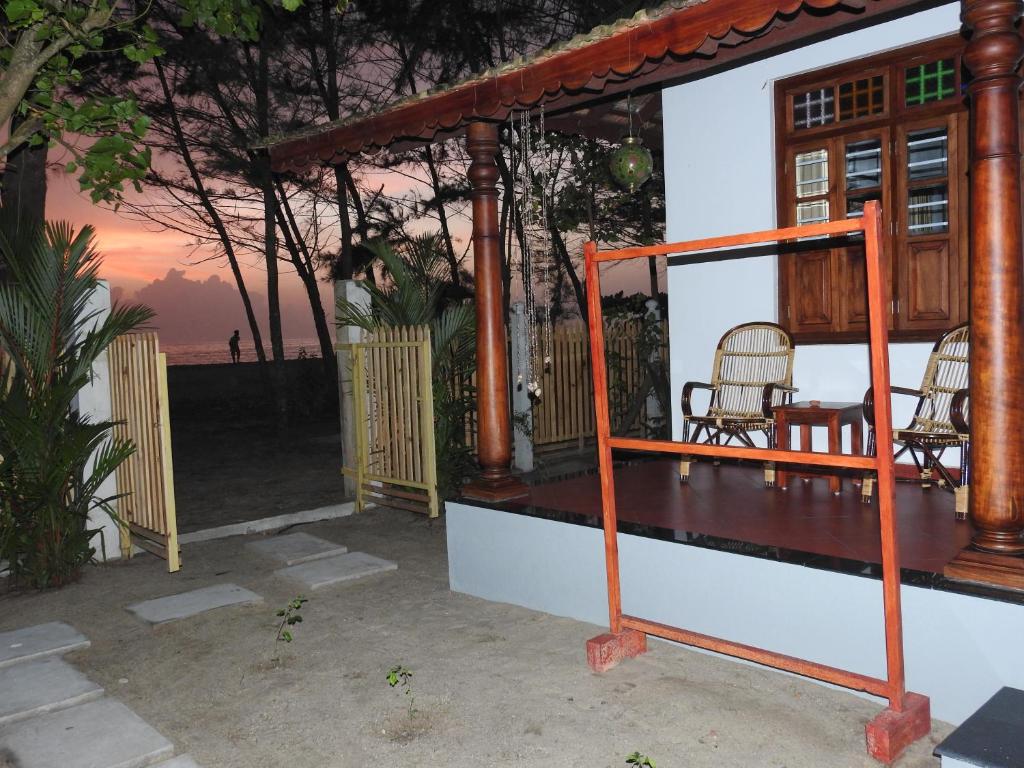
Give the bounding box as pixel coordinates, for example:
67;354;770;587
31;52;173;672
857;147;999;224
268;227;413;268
52;162;661;346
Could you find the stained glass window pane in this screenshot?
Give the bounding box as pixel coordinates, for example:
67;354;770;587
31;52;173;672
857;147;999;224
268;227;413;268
795;149;829;198
845;140;881;191
908;185;948;235
907;128;948;181
905;59;956;106
797;200;830;227
793;88;835;129
838;76;884;120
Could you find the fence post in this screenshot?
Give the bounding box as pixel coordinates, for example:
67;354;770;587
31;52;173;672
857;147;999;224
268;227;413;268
644;299;663;437
510;302;534;472
73;280;122;561
335;279;370;497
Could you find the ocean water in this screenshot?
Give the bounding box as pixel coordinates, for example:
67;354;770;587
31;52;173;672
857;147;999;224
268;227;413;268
162;338;326;366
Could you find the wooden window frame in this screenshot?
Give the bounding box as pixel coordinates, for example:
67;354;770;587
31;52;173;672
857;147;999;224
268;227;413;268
775;35;968;344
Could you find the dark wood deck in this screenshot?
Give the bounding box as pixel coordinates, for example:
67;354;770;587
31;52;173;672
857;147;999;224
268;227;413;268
523;460;973;576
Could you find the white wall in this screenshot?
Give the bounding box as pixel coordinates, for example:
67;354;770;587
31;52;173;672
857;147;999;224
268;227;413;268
73;280;122;561
448;501;1024;726
663;3;962;452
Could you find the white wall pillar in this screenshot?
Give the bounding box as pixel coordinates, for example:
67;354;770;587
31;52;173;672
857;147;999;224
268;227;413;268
510;302;534;472
334;279;370;497
74;280;121;561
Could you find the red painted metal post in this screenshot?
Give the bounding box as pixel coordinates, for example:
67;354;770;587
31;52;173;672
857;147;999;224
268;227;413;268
862;199;907;711
585;241;623;633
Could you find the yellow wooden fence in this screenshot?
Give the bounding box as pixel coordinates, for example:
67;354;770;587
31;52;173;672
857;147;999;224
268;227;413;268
108;332;180;571
341;326;439;518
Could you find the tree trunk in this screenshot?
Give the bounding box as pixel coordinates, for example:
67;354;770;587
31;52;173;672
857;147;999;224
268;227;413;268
1;117;47;227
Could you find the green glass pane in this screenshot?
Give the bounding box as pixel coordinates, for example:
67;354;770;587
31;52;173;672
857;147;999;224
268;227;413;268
905;59;956;106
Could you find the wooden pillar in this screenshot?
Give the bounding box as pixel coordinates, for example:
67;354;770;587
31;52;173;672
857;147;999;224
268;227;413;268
946;0;1024;587
462;121;527;501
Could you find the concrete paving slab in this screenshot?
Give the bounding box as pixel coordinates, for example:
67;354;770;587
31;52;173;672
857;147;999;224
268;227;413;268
245;532;347;566
0;697;173;768
126;583;263;625
275;551;397;590
156;757;202;768
0;657;103;725
0;622;89;669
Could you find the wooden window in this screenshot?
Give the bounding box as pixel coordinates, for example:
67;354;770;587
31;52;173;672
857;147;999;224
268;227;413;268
776;37;968;343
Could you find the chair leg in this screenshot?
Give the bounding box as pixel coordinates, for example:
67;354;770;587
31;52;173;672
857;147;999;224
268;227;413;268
955;485;969;521
862;475;874;504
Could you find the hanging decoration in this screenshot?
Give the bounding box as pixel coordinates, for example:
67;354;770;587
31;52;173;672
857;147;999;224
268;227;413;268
609;94;654;193
508;106;555;403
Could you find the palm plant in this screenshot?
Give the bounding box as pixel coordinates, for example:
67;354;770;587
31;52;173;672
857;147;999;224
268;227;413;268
0;217;153;588
336;234;476;498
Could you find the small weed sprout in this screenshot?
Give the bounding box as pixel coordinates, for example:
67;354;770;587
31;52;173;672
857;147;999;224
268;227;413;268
275;596;308;646
626;752;656;767
387;664;416;716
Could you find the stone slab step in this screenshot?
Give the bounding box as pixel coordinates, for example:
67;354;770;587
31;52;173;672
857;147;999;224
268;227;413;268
275;551;397;590
127;584;263;625
0;697;173;768
0;622;89;669
0;657;103;726
245;532;347;566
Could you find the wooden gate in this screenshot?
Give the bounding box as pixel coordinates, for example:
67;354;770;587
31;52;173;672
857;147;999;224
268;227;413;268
108;332;180;571
342;326;439;518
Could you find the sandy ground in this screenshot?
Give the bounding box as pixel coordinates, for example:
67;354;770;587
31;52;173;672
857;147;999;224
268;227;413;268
0;508;950;768
172;417;348;532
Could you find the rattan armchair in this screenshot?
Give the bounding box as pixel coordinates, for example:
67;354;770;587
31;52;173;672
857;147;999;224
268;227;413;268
861;323;970;518
679;322;796;487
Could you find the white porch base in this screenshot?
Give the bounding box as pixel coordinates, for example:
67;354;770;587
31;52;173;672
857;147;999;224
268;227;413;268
447;502;1024;726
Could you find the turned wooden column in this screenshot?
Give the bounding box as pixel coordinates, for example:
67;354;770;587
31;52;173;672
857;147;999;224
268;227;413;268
462;121;527;501
963;0;1024;554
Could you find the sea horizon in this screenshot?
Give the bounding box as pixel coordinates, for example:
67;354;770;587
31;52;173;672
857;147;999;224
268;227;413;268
162;337;327;366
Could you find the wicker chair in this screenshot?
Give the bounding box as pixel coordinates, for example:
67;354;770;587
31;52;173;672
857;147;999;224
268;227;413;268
861;323;970;517
679;322;796;487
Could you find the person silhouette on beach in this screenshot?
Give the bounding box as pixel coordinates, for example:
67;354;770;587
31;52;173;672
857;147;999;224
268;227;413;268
229;330;241;363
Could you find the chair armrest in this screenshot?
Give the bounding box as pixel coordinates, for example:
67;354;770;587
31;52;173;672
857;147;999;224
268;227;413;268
761;383;798;418
950;388;970;434
681;381;715;418
863;386;924;426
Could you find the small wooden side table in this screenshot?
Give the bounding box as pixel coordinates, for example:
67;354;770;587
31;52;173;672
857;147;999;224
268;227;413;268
772;401;863;494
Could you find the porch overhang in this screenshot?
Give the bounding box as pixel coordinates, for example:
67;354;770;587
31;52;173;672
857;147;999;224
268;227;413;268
266;0;939;172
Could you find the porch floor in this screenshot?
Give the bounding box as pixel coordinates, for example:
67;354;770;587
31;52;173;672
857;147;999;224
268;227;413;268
507;460;973;577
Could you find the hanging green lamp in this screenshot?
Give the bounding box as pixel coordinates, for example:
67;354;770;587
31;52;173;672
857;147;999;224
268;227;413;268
608;94;654;193
608;136;654;192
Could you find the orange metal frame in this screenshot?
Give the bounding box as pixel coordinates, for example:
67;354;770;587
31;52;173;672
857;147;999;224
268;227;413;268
584;201;908;709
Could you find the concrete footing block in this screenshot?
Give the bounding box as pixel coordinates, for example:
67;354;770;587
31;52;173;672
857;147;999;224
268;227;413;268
0;622;89;669
586;629;648;673
865;692;931;764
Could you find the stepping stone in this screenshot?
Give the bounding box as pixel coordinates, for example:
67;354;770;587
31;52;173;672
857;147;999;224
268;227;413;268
158;757;203;768
935;687;1024;768
0;697;173;768
245;532;347;566
127;583;263;625
0;657;103;726
276;551;397;590
0;622;89;669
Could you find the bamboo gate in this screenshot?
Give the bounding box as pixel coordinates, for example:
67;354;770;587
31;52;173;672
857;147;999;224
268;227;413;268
108;332;180;572
584;201;925;748
459;319;667;451
340;326;439;518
